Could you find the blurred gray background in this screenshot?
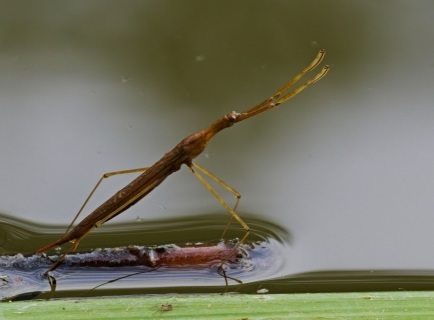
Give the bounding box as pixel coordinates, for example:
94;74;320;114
1;1;434;273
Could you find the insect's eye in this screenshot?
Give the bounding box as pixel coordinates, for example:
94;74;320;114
228;111;240;123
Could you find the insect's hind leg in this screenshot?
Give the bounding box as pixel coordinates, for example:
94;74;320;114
189;162;249;243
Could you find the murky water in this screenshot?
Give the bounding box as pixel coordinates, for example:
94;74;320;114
0;212;291;300
1;212;434;300
2;0;434;300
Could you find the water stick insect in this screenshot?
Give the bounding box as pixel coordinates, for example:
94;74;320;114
36;50;329;274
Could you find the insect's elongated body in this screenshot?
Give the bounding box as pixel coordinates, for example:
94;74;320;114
36;112;239;253
36;50;329;267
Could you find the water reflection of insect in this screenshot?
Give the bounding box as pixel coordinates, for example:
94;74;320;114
36;50;329;277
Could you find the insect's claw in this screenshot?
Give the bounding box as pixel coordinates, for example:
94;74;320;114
217;264;243;285
46;271;57;296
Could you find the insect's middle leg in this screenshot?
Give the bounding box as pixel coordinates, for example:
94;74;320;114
189;162;249;243
66;166;150;233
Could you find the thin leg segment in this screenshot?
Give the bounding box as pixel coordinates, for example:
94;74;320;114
192;162;241;210
273;48;328;103
65;167;150;233
236;49;329;122
192;162;242;238
274;64;329;105
190;162;250;243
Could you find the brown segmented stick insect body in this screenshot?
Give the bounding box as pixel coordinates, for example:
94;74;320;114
37;50;329;270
